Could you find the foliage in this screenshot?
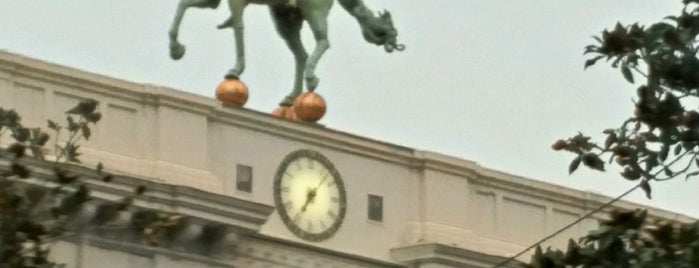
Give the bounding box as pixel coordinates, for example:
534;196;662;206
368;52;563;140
552;0;699;199
531;1;699;267
0;100;143;267
526;209;699;268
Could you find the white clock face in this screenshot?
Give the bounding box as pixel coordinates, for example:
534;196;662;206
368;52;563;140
274;150;346;242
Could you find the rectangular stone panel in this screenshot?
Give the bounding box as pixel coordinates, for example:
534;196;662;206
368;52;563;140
468;190;496;235
0;72;11;107
12;83;45;127
546;209;580;250
104;103;137;155
501;197;546;244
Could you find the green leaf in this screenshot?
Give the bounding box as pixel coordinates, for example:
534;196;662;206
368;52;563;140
86;112;102;123
621;65;634;83
81;123;91;140
6;143;25;158
569;156;582;174
640;180;652;199
47;119;59;130
584;55;604;69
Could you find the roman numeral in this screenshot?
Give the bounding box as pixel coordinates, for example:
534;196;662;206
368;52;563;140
307;221;313;232
319;220;327;230
281;186;290;192
326;180;335;187
283;201;293;209
293;161;302;170
327;210;337;220
330;196;339;203
307;159;314;169
293;213;301;224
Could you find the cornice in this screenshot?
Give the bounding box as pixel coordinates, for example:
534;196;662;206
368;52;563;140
3;156;274;231
391;243;521;268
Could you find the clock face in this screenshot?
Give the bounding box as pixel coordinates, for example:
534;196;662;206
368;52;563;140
273;150;347;242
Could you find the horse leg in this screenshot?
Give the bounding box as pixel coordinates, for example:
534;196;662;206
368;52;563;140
304;13;330;91
270;5;307;106
169;0;212;60
225;0;247;79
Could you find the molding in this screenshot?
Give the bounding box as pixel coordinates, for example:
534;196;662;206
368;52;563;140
249;233;406;267
2;156;275;232
391;243;521;268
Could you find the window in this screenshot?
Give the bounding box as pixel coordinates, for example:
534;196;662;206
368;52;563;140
236;164;253;193
368;194;383;222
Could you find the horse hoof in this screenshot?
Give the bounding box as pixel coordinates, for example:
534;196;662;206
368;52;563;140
170;44;186;60
280;95;297;106
305;77;320;91
226;67;244;79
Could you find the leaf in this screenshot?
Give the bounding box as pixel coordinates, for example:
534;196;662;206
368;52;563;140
66;116;79;131
659;145;669;161
11;127;30;142
584;55;604;69
674;144;683;155
604;133;617;149
81;123;91;140
621;65;634;84
569;156;582;174
47;119;59;130
582;153;605;171
6;143;25;158
86;112;102;123
640;180;652;199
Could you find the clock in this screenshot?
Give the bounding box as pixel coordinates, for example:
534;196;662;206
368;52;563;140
273;149;347;242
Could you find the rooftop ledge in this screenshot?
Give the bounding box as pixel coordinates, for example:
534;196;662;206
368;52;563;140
0;50;695;224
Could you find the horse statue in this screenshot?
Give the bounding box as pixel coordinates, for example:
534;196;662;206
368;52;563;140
168;0;404;106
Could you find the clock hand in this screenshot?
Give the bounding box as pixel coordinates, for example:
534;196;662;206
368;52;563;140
301;190;317;213
302;170;331;213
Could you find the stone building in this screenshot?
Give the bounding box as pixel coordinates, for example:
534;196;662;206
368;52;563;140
0;51;694;267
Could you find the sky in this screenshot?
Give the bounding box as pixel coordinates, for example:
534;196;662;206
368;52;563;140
1;1;698;218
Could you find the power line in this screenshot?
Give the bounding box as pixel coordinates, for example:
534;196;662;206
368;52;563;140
492;182;642;267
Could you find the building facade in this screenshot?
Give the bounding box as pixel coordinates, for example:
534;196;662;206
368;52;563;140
0;51;694;268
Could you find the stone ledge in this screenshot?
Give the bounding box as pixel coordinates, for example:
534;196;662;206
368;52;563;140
391;243;521;268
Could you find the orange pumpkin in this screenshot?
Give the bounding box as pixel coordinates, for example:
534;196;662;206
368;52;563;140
293;92;326;122
216;79;248;106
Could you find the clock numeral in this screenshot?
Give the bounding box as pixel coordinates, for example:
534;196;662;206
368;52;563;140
293;213;301;224
326;180;335;187
319;169;329;178
281;186;290;192
284;172;293;179
307;221;314;232
330;196;340;203
283;201;293;210
319;220;327;230
327;210;337;220
293;161;302;171
307;159;314;169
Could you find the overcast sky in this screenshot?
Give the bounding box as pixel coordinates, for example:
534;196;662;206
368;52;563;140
2;1;698;218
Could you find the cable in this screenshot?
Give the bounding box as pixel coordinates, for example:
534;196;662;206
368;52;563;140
492;182;642;267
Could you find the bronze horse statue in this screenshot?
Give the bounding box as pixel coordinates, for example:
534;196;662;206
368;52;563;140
168;0;404;106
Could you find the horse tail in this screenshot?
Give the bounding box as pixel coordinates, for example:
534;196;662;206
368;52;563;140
337;0;404;52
